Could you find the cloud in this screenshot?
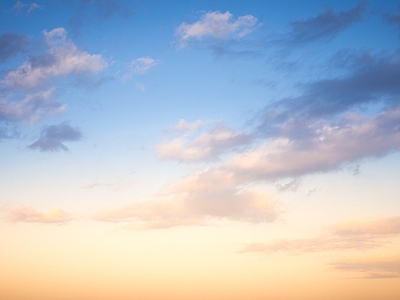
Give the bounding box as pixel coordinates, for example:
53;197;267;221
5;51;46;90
240;215;400;254
12;1;43;15
283;1;366;45
0;33;29;62
122;57;158;82
129;57;158;74
0;88;66;123
331;258;400;279
176;11;258;47
2;205;73;224
332;216;400;236
239;237;381;254
276;178;301;192
28;122;82;152
259;50;400;134
157;121;253;162
1;27;107;89
94;186;279;229
173;119;205;132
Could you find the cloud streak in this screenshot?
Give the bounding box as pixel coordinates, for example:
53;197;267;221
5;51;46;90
240;215;400;254
2;205;73;224
94;186;279;229
331;258;400;279
283;1;366;45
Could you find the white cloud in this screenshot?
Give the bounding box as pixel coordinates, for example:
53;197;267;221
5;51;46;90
0;88;66;123
173;119;204;132
157;121;253;162
223;108;400;183
2;27;107;89
130;57;157;74
94;187;279;229
176;11;258;47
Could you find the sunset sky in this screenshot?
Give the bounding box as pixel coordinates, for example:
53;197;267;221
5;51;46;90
1;0;400;299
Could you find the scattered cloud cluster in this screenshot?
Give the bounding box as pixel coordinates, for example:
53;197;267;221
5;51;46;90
0;27;107;150
28;122;82;152
175;11;258;47
2;205;73;224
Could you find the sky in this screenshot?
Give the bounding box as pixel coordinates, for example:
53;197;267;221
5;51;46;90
1;0;400;299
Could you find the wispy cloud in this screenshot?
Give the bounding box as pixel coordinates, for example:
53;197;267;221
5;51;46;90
2;205;73;224
332;216;400;236
239;237;381;254
331;258;400;279
0;33;29;62
240;215;400;254
122;57;159;83
28;122;82;152
129;57;158;74
12;1;43;16
176;11;258;47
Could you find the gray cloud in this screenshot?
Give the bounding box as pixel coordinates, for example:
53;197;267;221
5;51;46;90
28;122;82;152
0;33;29;62
258;49;400;136
284;1;366;45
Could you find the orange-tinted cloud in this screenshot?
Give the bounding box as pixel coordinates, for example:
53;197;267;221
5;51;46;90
331;257;400;279
2;205;73;224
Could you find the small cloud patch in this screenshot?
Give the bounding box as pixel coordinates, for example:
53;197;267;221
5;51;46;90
28;122;82;152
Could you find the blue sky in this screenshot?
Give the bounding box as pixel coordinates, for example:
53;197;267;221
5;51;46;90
1;1;400;299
